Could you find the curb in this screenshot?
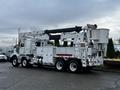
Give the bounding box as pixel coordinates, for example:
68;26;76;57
93;66;120;73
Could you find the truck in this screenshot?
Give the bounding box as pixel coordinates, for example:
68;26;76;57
10;24;109;73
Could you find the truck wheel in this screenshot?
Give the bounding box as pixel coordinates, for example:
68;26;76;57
12;57;19;67
22;59;29;68
55;60;65;71
68;60;80;73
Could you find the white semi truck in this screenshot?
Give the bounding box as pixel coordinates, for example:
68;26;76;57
10;24;109;73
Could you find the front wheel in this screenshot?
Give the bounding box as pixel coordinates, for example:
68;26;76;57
68;60;81;73
21;59;29;68
55;60;66;71
12;57;19;67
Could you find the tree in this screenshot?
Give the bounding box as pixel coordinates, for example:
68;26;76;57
106;38;115;58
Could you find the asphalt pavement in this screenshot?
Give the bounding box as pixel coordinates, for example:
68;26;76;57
0;62;120;90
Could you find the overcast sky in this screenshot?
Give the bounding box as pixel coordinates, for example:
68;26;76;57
0;0;120;46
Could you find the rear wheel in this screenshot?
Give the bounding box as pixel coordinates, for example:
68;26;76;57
12;57;19;67
55;60;66;71
68;60;81;73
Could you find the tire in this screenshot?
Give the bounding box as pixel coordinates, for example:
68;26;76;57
21;59;29;68
55;60;66;71
12;57;19;67
68;60;81;73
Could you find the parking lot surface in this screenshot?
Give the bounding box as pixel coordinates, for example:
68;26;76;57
0;63;120;90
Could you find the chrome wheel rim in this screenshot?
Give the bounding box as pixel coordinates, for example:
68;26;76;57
70;62;77;72
56;62;63;70
22;60;27;67
13;59;17;65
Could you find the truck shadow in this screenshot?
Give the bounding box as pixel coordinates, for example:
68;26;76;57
9;64;98;75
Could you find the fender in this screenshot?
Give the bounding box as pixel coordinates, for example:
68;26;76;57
10;52;19;58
